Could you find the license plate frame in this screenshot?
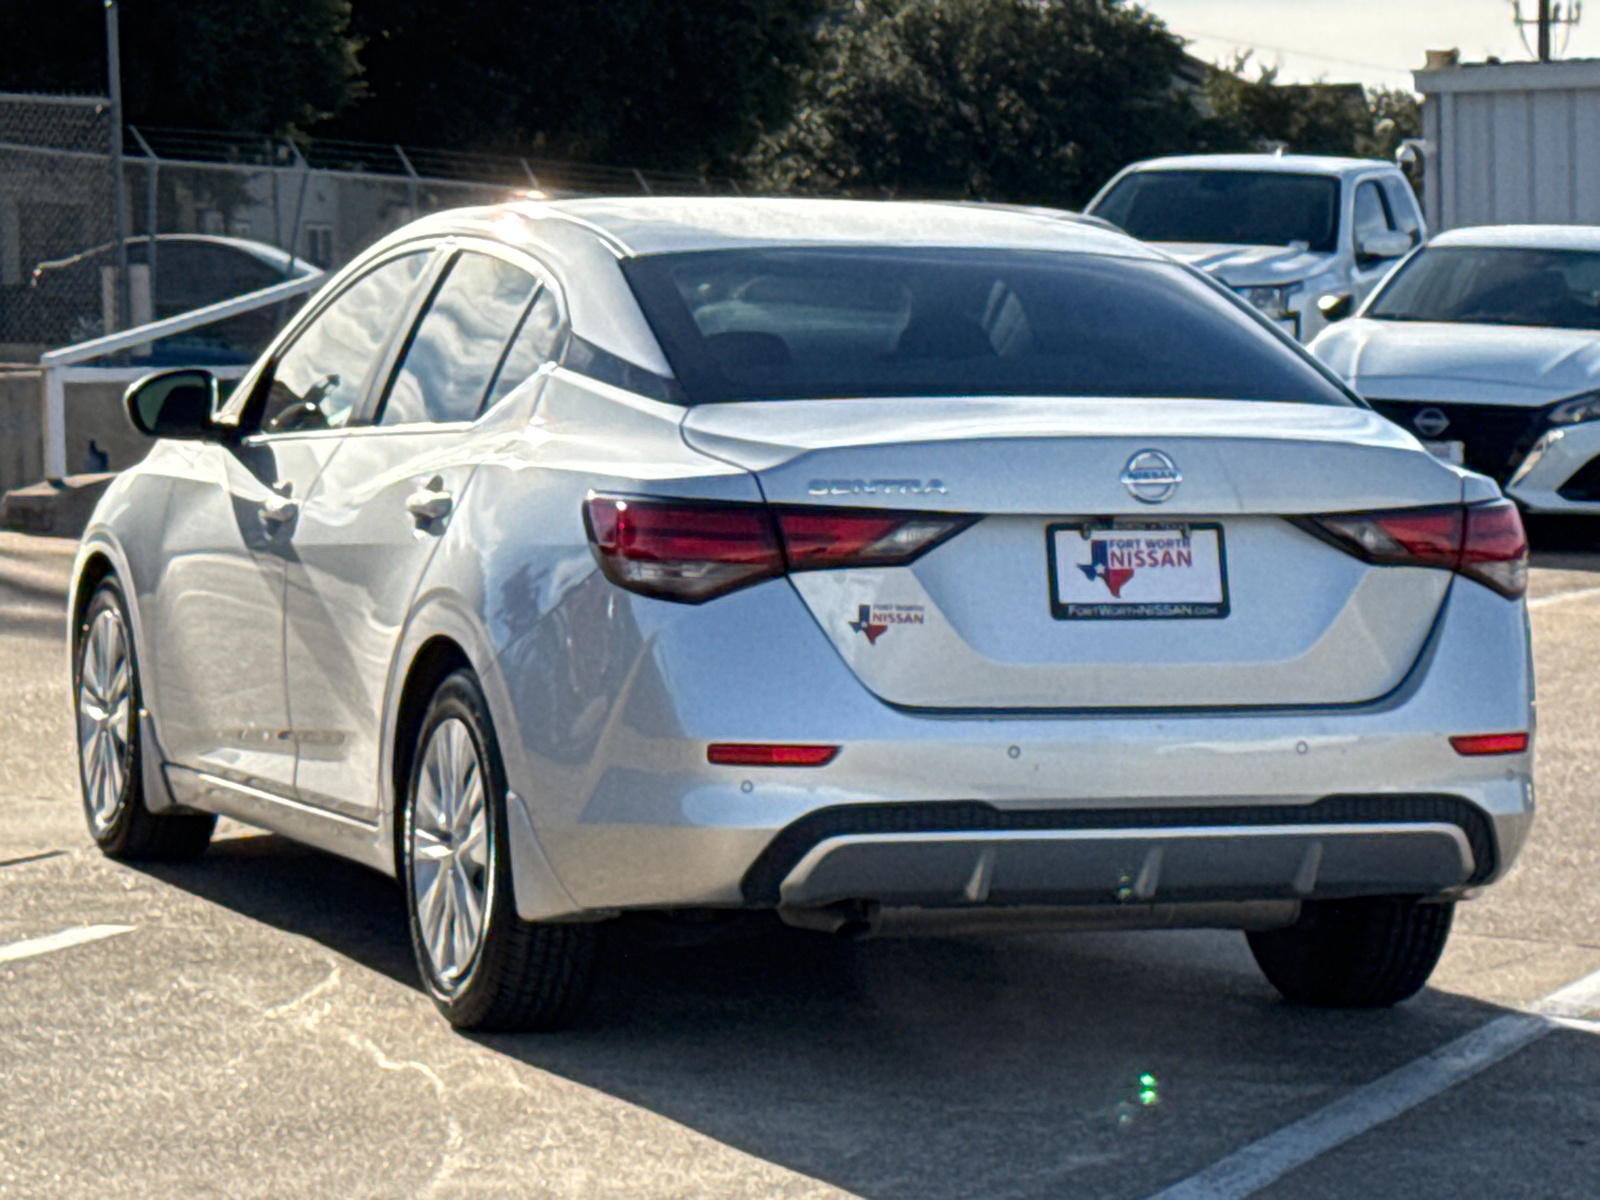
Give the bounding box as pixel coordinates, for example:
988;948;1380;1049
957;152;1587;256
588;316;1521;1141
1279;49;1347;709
1046;522;1230;620
1422;439;1466;465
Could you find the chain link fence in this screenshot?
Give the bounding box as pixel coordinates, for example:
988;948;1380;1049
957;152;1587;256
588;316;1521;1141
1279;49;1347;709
0;93;117;353
1;93;740;358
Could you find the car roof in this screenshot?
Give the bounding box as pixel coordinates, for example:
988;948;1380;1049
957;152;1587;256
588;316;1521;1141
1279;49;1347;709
533;196;1159;259
355;197;1171;390
149;233;323;276
33;233;321;278
1429;224;1600;251
1114;154;1398;179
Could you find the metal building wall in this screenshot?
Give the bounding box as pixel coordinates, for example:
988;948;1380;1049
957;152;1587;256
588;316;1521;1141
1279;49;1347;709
1418;61;1600;231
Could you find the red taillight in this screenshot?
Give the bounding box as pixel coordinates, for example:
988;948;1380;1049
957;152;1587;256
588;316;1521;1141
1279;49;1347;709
584;494;975;603
1450;732;1529;756
583;496;784;603
1459;500;1529;599
1302;499;1527;599
707;743;839;766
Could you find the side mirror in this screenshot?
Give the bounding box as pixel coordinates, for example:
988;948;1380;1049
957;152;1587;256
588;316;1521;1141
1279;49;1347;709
1318;293;1355;323
1356;230;1413;264
125;369;218;440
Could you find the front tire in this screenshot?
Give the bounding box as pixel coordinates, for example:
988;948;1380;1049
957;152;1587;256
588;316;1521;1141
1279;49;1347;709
401;668;598;1031
1247;895;1454;1008
75;578;215;861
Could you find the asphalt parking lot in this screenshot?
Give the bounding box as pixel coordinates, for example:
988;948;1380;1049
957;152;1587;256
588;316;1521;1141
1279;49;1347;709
3;527;1600;1199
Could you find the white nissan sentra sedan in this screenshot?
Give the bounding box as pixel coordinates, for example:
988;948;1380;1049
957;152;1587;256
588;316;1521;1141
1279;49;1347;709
1312;225;1600;512
71;198;1533;1030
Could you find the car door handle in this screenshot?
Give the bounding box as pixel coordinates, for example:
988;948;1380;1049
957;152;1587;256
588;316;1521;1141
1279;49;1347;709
405;481;453;526
259;495;299;526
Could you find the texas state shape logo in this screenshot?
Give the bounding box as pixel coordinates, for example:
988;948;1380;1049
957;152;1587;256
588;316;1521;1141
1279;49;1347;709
1078;541;1135;598
847;603;889;644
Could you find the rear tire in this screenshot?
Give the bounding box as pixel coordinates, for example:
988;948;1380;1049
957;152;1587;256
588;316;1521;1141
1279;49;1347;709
1248;895;1454;1008
75;578;215;861
401;668;598;1031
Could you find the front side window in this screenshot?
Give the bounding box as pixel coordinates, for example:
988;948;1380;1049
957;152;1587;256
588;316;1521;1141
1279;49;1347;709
623;247;1355;406
379;251;541;426
259;251;429;433
1381;177;1424;244
1368;246;1600;330
1090;170;1341;253
1353;181;1395;250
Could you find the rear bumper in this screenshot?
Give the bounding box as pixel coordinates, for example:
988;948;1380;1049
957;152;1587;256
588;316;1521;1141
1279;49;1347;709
502;568;1535;923
752;800;1484;928
750;795;1491;913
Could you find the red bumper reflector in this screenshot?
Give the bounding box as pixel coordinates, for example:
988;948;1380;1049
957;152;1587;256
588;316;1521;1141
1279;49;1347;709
707;744;839;767
1449;732;1529;756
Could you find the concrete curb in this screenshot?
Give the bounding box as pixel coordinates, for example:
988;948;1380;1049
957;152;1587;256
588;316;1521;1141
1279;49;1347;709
0;474;115;539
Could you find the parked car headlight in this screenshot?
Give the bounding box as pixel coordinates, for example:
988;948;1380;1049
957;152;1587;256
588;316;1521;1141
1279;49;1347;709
1548;390;1600;426
1238;283;1304;320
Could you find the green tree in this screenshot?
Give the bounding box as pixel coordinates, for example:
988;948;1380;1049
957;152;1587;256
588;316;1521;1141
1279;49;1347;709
0;0;362;136
1200;57;1421;160
329;0;829;172
745;0;1206;206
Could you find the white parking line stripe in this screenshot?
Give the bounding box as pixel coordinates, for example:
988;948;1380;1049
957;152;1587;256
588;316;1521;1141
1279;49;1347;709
1146;963;1600;1200
0;924;135;965
1554;1016;1600;1036
1530;962;1600;1019
1529;585;1600;610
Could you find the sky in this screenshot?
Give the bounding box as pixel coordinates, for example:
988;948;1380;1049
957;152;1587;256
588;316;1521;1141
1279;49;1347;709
1145;0;1600;90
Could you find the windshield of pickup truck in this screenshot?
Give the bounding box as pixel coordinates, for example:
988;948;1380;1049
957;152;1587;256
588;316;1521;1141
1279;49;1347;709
1091;170;1341;253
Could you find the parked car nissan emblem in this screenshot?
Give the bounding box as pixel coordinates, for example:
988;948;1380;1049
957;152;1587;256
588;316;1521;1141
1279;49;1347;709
1120;450;1182;504
1413;407;1451;438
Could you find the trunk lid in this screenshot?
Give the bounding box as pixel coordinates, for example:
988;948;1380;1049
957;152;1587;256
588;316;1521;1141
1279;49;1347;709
682;397;1466;710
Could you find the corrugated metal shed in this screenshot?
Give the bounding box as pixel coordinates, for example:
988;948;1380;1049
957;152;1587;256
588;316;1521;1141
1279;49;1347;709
1414;59;1600;230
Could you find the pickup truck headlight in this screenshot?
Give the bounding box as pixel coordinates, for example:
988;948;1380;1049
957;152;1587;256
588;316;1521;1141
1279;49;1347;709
1548;390;1600;426
1238;283;1304;320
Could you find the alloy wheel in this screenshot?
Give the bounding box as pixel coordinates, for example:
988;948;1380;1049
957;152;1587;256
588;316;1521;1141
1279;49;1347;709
410;717;492;986
77;606;133;835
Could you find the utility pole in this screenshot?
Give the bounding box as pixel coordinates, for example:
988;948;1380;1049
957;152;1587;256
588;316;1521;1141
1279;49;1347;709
105;0;131;333
1516;0;1583;61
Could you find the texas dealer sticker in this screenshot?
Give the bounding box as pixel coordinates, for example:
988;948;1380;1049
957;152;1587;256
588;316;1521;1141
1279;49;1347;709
1048;524;1228;620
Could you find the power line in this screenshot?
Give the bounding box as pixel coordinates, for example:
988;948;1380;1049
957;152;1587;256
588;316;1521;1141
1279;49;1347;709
1178;27;1416;77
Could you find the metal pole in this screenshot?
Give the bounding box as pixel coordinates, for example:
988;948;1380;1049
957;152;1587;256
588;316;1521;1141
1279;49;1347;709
1540;0;1554;60
394;144;419;214
129;126;158;312
106;1;131;333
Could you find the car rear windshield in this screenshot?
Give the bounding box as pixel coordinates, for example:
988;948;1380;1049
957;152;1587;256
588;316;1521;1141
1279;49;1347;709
1090;170;1341;253
620;247;1354;406
1367;245;1600;330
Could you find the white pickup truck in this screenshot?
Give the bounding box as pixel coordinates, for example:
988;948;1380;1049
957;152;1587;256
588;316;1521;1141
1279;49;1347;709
1086;153;1424;342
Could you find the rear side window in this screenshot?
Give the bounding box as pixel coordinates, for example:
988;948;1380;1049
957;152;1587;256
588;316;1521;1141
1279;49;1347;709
481;287;564;411
622;247;1355;406
380;251;541;426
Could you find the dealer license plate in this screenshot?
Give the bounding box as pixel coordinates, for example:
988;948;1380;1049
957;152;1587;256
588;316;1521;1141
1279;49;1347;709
1422;439;1466;465
1048;523;1229;620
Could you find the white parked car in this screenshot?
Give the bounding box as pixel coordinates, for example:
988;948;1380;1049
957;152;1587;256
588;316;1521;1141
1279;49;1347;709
1311;225;1600;512
74;198;1532;1031
1086;154;1424;342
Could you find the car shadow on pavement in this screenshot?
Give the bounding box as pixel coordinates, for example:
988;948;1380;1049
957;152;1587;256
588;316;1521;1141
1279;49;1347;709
132;830;1600;1200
